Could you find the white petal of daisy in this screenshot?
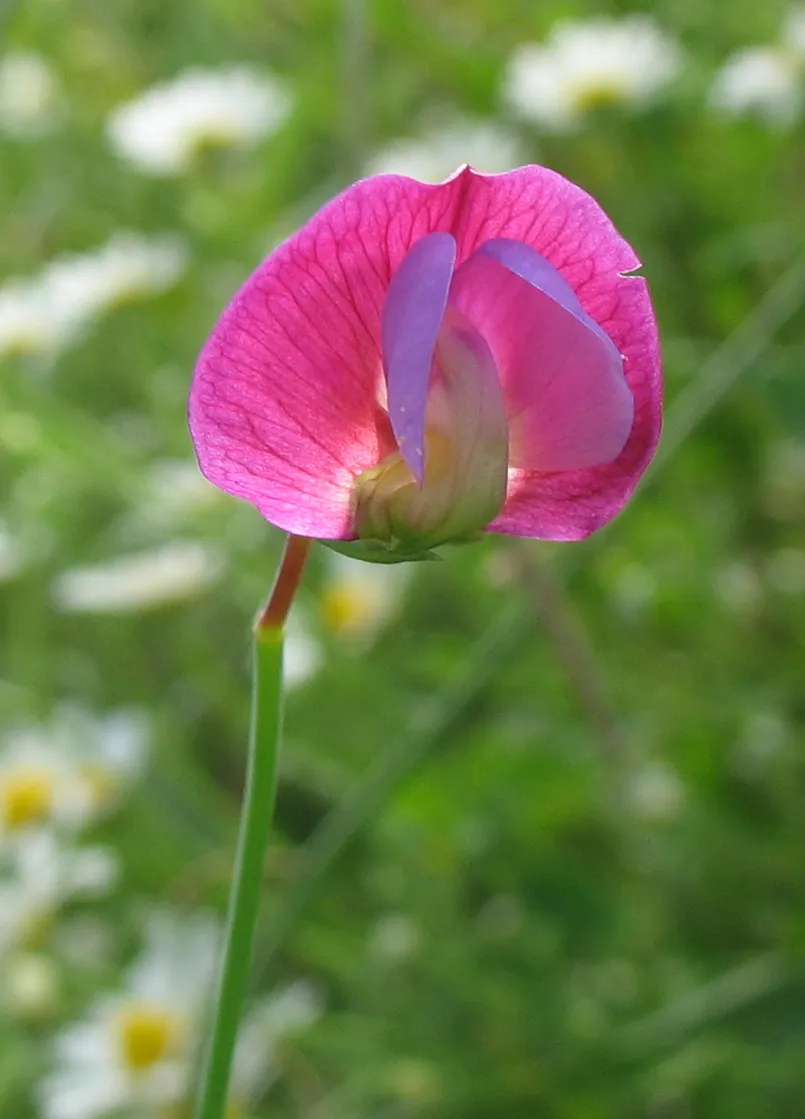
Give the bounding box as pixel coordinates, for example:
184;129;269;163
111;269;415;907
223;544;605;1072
61;846;120;895
0;51;60;138
253;978;324;1035
106;66;291;175
0;232;188;360
52;704;149;807
232;981;324;1107
503;15;683;130
709;46;802;124
0;832;119;952
37;231;188;322
55;1016;119;1065
0;277;73;357
51;541;223;613
129;910;220;1014
40;1065;128;1119
366;117;527;182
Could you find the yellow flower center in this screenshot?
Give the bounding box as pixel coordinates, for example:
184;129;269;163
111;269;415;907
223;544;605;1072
320;584;375;636
116;1003;182;1073
572;79;628;113
0;768;55;829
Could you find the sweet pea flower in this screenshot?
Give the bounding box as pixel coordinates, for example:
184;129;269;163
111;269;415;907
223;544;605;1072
189;165;661;561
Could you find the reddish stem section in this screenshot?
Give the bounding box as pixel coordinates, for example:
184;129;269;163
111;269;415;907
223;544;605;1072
255;534;312;632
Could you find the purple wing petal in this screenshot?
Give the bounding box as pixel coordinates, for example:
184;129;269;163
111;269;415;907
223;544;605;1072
475;237;620;354
382;232;457;484
450;245;634;475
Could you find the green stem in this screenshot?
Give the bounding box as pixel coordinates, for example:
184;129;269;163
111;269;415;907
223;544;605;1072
194;535;310;1119
194;628;283;1119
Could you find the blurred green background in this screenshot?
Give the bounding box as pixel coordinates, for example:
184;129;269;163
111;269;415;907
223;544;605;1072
1;0;804;1116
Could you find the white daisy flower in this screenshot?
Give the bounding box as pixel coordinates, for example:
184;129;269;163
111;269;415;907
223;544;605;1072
318;550;411;646
52;541;223;614
41;231;189;317
0;232;188;359
503;15;683;130
366;117;527;182
106;66;291;176
40;911;321;1119
0;729;89;838
709;45;802;124
39;911;219;1119
0;705;148;837
0;831;119;954
710;8;805;125
0;51;60;138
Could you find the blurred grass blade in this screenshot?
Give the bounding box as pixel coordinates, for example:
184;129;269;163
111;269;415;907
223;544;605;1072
654;253;805;472
615;953;790;1058
194;627;284;1119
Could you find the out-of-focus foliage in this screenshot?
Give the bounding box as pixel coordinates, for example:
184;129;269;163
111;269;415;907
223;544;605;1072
1;0;804;1116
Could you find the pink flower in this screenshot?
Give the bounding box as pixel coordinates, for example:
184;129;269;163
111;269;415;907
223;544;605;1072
189;165;661;560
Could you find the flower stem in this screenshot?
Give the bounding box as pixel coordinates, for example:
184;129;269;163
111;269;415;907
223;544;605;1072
194;535;310;1119
256;534;312;632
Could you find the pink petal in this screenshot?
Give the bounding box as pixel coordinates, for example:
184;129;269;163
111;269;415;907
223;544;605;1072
190;166;660;540
189;176;462;538
382;232;457;484
450;240;633;474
